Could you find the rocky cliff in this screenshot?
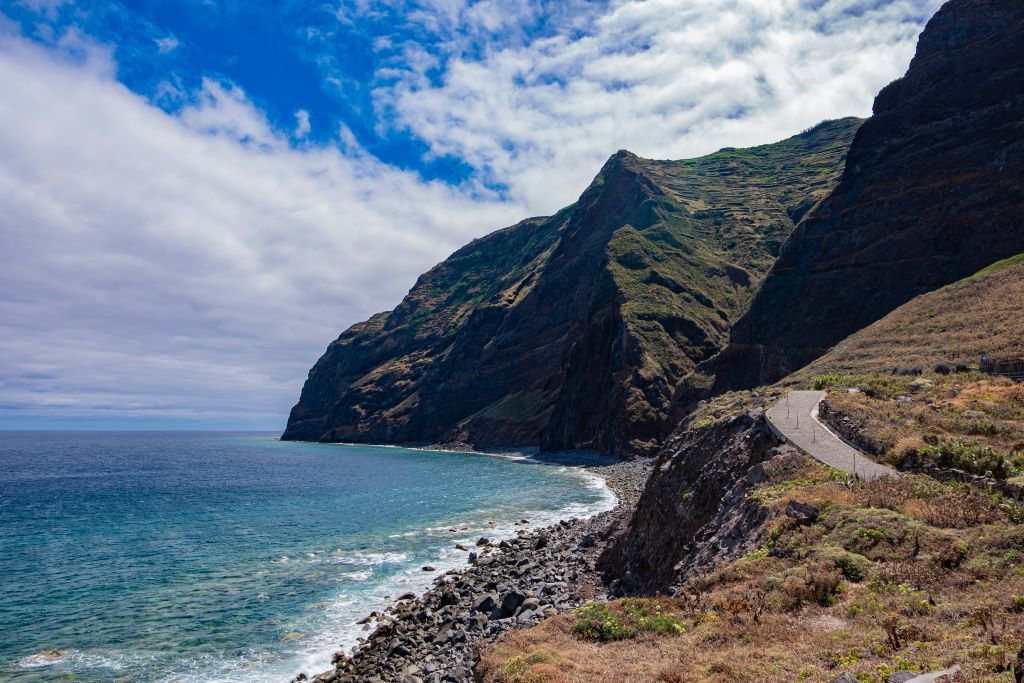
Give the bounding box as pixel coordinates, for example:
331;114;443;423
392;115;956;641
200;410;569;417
283;119;861;455
698;0;1024;395
598;399;788;594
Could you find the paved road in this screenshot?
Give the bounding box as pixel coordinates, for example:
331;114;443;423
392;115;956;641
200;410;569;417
766;390;897;481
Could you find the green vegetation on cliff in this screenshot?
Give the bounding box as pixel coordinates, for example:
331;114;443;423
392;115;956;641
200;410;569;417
283;118;862;455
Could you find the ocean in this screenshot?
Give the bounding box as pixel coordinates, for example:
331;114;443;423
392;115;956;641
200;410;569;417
0;431;614;681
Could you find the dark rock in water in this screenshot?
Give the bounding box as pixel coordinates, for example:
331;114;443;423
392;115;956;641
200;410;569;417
280;121;860;457
785;500;819;524
699;0;1024;394
475;537;490;547
397;592;416;601
421;565;435;571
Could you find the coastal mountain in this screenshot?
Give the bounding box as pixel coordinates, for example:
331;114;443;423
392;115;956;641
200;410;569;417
697;0;1024;395
283;118;862;455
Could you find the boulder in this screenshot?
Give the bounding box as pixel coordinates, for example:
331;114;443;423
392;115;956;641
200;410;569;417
785;500;819;524
888;673;918;683
472;593;498;614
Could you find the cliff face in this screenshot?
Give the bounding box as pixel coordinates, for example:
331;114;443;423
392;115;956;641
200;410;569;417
598;404;803;594
283;119;861;455
703;0;1024;393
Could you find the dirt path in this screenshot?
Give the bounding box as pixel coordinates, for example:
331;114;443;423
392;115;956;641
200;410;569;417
766;390;897;481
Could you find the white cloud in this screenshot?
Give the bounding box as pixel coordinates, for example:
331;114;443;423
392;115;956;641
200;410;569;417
0;0;944;427
373;0;943;212
0;32;522;428
155;34;179;53
294;108;312;138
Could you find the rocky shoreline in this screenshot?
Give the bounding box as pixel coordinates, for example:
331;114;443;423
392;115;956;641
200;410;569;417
296;456;652;683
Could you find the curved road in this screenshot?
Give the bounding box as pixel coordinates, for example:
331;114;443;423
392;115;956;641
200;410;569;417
766;390;897;481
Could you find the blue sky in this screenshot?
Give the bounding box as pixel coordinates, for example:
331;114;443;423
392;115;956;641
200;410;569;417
0;0;942;430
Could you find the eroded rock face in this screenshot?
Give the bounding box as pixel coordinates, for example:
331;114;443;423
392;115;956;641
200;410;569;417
598;410;796;594
283;121;861;456
704;0;1024;393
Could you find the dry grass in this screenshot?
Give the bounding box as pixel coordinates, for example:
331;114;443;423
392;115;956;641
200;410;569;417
787;254;1024;383
816;372;1024;478
477;459;1024;683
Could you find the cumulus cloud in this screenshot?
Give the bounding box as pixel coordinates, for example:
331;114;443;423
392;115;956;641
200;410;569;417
0;32;521;428
370;0;943;211
0;0;943;428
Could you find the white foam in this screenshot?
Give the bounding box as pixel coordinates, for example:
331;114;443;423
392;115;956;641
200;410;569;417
23;458;619;683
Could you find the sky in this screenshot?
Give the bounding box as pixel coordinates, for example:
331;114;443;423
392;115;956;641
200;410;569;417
0;0;944;430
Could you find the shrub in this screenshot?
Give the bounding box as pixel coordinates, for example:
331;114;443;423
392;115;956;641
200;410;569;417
571;602;633;642
920;438;1020;479
835;552;872;582
622;600;687;635
1011;595;1024;613
501;656;552;683
811;373;848;390
504;657;530;678
777;561;845;609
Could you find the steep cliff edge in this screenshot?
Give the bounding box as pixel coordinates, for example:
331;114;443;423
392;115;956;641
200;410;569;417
597;394;789;594
283;119;861;455
698;0;1024;395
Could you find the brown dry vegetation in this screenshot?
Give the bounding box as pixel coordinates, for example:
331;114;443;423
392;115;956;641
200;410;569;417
816;372;1024;481
478;457;1024;683
787;254;1024;384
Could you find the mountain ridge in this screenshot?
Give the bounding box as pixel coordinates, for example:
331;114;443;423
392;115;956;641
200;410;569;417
282;118;863;455
693;0;1024;397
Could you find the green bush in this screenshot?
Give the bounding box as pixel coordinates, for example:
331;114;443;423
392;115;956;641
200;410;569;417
504;656;530;678
571;600;686;642
811;373;848;391
920;438;1020;479
621;599;686;635
571;602;633;641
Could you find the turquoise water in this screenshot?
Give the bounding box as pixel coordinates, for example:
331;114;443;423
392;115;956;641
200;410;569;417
0;432;613;682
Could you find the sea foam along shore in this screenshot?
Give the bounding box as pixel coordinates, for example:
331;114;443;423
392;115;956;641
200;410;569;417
296;454;652;683
283;448;619;680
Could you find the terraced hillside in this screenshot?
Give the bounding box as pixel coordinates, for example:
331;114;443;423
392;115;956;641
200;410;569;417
283;118;862;455
788;253;1024;383
699;0;1024;395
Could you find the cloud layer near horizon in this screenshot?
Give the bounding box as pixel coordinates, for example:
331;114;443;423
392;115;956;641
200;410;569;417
0;1;941;429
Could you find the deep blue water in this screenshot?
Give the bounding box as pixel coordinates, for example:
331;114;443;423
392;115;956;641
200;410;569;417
0;432;612;682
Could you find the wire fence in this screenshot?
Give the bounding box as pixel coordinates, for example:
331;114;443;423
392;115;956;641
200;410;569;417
980;354;1024;380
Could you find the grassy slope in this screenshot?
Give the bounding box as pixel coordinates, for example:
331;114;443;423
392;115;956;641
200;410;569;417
607;120;862;399
789;257;1024;481
786;254;1024;383
480;455;1024;682
478;258;1024;682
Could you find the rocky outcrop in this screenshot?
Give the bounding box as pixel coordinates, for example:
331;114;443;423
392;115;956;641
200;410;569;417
599;408;801;593
699;0;1024;394
284;120;861;456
